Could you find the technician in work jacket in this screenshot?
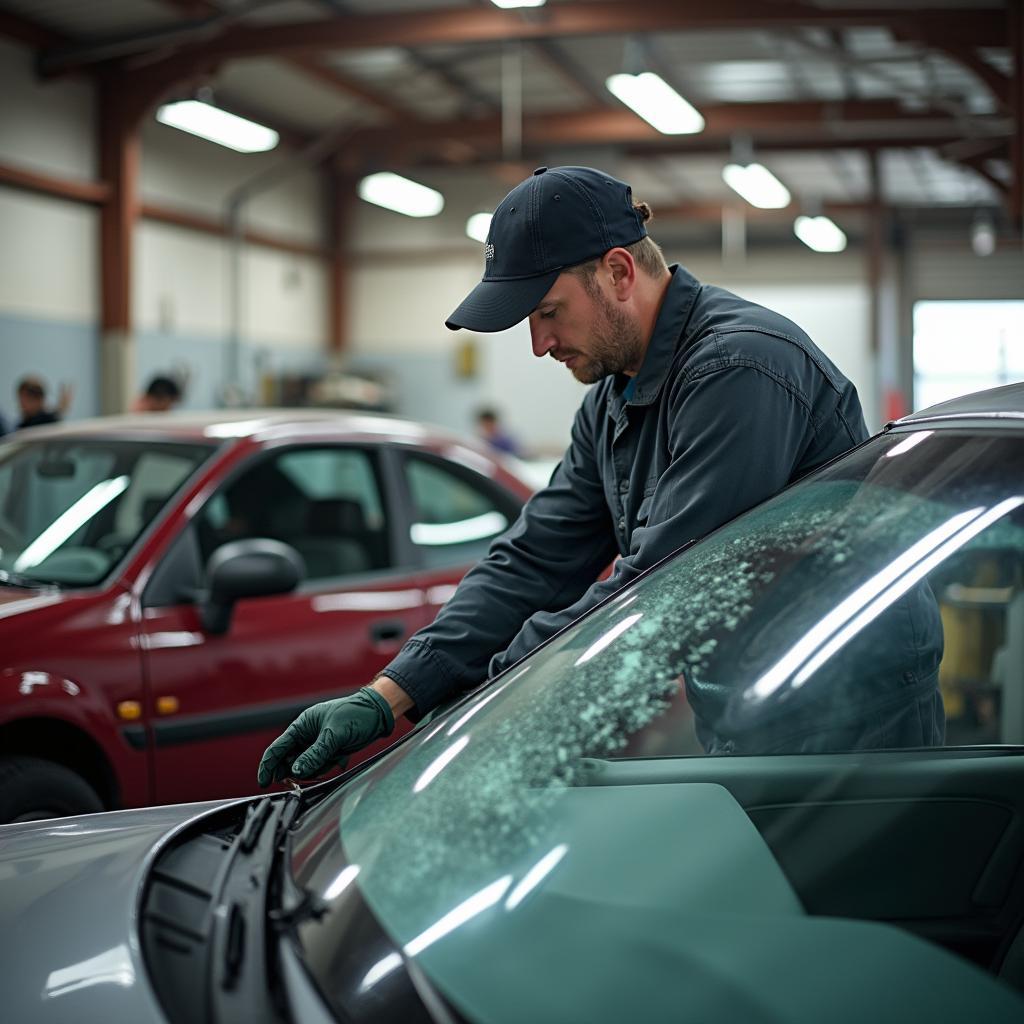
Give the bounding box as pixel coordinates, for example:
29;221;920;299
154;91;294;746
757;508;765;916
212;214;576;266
400;265;868;693
257;165;931;790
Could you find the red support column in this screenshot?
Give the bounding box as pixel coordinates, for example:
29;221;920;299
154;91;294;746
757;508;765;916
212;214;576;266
327;175;357;357
1011;0;1023;233
98;76;141;413
866;150;884;357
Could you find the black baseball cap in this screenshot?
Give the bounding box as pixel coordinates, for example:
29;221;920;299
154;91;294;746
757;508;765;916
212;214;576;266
446;166;647;332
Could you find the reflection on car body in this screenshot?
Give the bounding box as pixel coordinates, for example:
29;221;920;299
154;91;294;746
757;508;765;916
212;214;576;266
4;385;1024;1023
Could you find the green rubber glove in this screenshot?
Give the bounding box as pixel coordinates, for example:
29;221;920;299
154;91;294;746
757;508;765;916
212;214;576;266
257;687;394;787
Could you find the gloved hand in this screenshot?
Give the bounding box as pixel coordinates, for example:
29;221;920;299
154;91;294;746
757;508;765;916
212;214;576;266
257;687;394;787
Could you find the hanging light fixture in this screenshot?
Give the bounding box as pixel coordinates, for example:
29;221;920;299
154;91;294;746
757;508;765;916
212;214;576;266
156;100;279;153
466;213;493;243
970;210;996;256
722;162;791;209
794;214;848;253
357;172;445;218
606;72;704;135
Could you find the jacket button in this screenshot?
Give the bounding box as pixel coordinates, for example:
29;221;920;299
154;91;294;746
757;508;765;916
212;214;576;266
618;480;629;494
617;516;626;532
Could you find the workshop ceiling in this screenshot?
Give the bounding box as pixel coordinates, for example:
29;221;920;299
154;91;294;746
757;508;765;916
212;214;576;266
0;0;1017;223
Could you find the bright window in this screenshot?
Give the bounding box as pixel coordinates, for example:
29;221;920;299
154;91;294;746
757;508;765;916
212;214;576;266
913;300;1024;411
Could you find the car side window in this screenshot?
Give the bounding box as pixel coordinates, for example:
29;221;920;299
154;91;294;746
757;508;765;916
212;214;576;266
196;447;391;582
112;451;198;539
930;547;1024;746
403;454;510;570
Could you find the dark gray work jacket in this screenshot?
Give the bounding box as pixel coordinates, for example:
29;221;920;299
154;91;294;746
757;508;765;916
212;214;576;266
384;265;869;714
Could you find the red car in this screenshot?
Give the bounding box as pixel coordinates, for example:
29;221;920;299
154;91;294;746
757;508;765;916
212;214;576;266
0;410;533;822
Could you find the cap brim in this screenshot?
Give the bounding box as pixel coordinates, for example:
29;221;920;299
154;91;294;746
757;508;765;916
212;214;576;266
445;271;559;332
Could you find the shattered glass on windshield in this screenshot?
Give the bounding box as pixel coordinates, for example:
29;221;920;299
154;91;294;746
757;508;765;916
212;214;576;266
311;428;1024;953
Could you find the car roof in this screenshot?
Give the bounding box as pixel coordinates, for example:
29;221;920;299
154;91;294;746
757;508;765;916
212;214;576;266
6;408;468;446
893;382;1024;427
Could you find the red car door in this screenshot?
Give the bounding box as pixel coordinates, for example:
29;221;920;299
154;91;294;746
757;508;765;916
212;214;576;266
140;443;434;805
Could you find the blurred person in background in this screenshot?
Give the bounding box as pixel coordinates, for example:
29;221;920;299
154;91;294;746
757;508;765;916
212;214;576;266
475;406;523;457
131;374;183;413
16;375;71;430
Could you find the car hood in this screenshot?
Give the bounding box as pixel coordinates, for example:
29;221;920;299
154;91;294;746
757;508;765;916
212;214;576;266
0;798;244;1024
0;587;62;613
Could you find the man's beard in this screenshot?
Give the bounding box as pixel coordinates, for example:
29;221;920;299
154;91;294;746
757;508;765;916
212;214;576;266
570;292;645;384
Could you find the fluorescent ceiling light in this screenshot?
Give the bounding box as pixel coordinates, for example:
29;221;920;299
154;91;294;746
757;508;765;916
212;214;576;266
490;0;546;7
794;214;848;253
605;72;705;135
466;212;493;243
722;162;791;209
358;172;444;218
155;100;279;153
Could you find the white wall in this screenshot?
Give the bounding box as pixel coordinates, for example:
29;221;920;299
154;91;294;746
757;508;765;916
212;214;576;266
134;221;327;350
0;189;98;324
0;38;101;419
0;35;331;416
140;120;326;245
0;38;95;179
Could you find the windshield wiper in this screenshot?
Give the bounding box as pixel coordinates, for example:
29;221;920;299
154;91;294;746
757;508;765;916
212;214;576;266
0;569;55;590
209;790;311;1022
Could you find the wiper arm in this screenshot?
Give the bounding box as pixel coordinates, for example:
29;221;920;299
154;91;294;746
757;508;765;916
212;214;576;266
267;785;329;928
0;569;55;591
211;790;309;1020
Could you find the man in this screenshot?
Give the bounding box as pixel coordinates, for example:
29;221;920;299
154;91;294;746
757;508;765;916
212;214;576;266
131;375;183;412
15;375;70;430
258;165;869;786
475;406;522;457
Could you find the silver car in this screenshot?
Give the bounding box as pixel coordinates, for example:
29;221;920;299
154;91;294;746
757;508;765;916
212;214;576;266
5;384;1024;1023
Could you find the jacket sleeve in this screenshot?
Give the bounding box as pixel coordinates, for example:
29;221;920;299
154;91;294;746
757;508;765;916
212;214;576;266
487;362;817;677
381;389;619;713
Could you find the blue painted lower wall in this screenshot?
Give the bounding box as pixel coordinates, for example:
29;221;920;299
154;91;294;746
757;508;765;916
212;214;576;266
0;313;326;426
137;331;327;411
0;313;99;428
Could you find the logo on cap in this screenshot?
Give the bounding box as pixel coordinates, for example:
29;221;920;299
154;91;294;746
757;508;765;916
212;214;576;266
484;243;495;261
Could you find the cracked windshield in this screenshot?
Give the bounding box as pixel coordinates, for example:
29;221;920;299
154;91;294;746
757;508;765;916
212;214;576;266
292;427;1024;1010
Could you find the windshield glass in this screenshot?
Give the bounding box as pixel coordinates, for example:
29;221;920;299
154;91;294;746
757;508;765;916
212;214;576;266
290;427;1024;1020
0;437;215;586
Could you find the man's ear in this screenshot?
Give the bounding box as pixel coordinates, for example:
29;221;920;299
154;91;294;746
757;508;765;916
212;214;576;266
602;247;637;300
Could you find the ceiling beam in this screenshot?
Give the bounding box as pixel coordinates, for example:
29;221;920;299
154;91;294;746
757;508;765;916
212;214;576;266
346;101;1009;162
40;3;1007;79
651;200;871;222
0;161;110;205
285;55;415;123
1011;0;1023;225
157;0;424;125
892;27;1011;111
0;10;70;50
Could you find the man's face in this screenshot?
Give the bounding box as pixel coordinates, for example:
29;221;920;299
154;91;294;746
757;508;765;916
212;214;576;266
527;271;643;384
18;387;43;416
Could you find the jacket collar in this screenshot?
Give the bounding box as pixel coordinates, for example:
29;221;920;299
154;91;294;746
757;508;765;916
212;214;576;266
608;264;700;418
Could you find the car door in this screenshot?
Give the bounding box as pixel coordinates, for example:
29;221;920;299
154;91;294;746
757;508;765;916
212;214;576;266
397;448;526;627
140;442;435;805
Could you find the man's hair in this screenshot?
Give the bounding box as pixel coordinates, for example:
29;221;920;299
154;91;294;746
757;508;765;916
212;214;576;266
17;375;45;399
476;407;498;424
145;375;182;401
570;201;668;294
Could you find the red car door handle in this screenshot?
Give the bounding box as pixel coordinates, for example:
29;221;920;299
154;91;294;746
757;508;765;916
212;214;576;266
370;620;406;644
